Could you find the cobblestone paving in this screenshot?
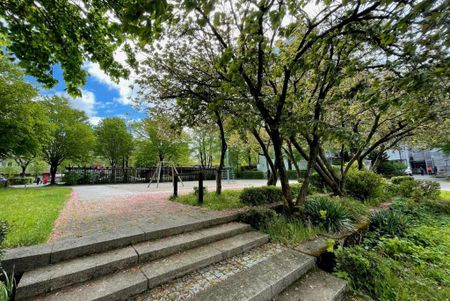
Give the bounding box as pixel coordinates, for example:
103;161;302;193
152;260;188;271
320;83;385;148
133;243;287;301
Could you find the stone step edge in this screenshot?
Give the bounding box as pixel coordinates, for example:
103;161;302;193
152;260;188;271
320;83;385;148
275;268;347;301
3;212;239;274
15;222;252;300
32;231;270;301
189;249;316;301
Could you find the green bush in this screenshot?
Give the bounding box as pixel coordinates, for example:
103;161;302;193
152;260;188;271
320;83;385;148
235;170;265;179
239;207;278;230
335;246;408;300
8;177;34;185
376;161;406;177
304;196;354;233
410;181;440;201
345;169;384;201
239;186;284;206
62;172;82;185
309;172;328;192
390;175;414;185
369;209;408;237
396;179;440;201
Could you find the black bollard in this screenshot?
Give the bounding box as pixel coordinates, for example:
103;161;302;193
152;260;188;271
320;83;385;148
198;171;204;204
173;175;178;197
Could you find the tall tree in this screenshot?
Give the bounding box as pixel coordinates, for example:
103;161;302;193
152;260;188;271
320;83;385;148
0;56;49;173
42;96;95;184
95;117;134;168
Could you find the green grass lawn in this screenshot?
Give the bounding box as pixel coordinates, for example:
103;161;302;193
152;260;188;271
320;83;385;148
173;189;245;210
0;187;71;248
441;190;450;201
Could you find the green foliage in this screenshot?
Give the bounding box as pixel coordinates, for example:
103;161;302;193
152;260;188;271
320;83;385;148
0;0;169;95
0;56;48;160
265;215;318;245
7;177;34;185
376;161;406;177
395;179;441;201
42;96;95;183
239;207;278;230
369;209;408;238
345;169;384;202
335;247;409;300
95;117;133;167
0;187;70;247
304;196;354;233
62;172;82;185
239;186;284;206
174;190;244;210
335;197;450;301
390;175;414;185
193;186;207;196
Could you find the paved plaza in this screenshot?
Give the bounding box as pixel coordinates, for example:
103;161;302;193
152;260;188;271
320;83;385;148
49;180;271;241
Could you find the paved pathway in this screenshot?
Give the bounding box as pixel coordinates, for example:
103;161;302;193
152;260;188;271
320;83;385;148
413;175;450;191
49;180;271;241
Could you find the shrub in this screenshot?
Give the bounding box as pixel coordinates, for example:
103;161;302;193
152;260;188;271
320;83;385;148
63;172;82;185
410;181;440;201
235;170;265;179
369;209;408;237
239;207;278;230
309;172;328;192
396;179;440;201
8;177;34;185
304;196;354;233
345;169;384;201
335;246;408;300
239;186;284;206
377;161;406;177
390;175;414;185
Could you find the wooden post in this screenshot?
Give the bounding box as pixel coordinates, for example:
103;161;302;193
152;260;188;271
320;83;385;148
198;171;204;204
173;174;178;197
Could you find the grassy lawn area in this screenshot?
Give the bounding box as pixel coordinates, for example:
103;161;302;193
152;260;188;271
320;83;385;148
441;190;450;201
0;187;71;248
173;189;245;210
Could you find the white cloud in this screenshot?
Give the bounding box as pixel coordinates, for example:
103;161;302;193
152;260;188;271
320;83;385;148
56;89;103;126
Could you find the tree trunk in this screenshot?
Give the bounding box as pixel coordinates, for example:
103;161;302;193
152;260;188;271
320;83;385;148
50;164;58;185
251;128;277;186
269;129;294;211
296;137;320;206
215;111;227;195
286;142;302;178
21;165;27;177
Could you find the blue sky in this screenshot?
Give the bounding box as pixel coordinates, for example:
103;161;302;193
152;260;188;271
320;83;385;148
27;64;146;125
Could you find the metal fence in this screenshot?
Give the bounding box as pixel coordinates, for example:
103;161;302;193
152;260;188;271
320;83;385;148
64;166;223;185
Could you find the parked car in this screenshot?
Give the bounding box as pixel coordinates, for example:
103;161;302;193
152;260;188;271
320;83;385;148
0;176;8;187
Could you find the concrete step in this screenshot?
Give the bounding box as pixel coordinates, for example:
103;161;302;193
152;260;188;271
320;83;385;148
34;231;269;301
189;249;316;301
4;212;238;274
275;268;347;301
16;222;251;300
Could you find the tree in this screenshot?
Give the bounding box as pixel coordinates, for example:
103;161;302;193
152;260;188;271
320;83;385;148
95;117;134;168
173;0;449;211
133;113;191;167
42;96;95;184
0;0;170;95
0;56;48;164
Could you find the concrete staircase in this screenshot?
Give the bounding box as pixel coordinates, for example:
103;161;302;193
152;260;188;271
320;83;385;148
188;249;346;301
4;213;269;300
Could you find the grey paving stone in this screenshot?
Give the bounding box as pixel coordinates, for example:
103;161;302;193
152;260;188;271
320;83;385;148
294;237;330;257
2;243;53;274
133;222;250;263
275;268;347;301
50;226;145;263
190;249;315;301
36;267;148;301
210;231;269;258
16;246;138;300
